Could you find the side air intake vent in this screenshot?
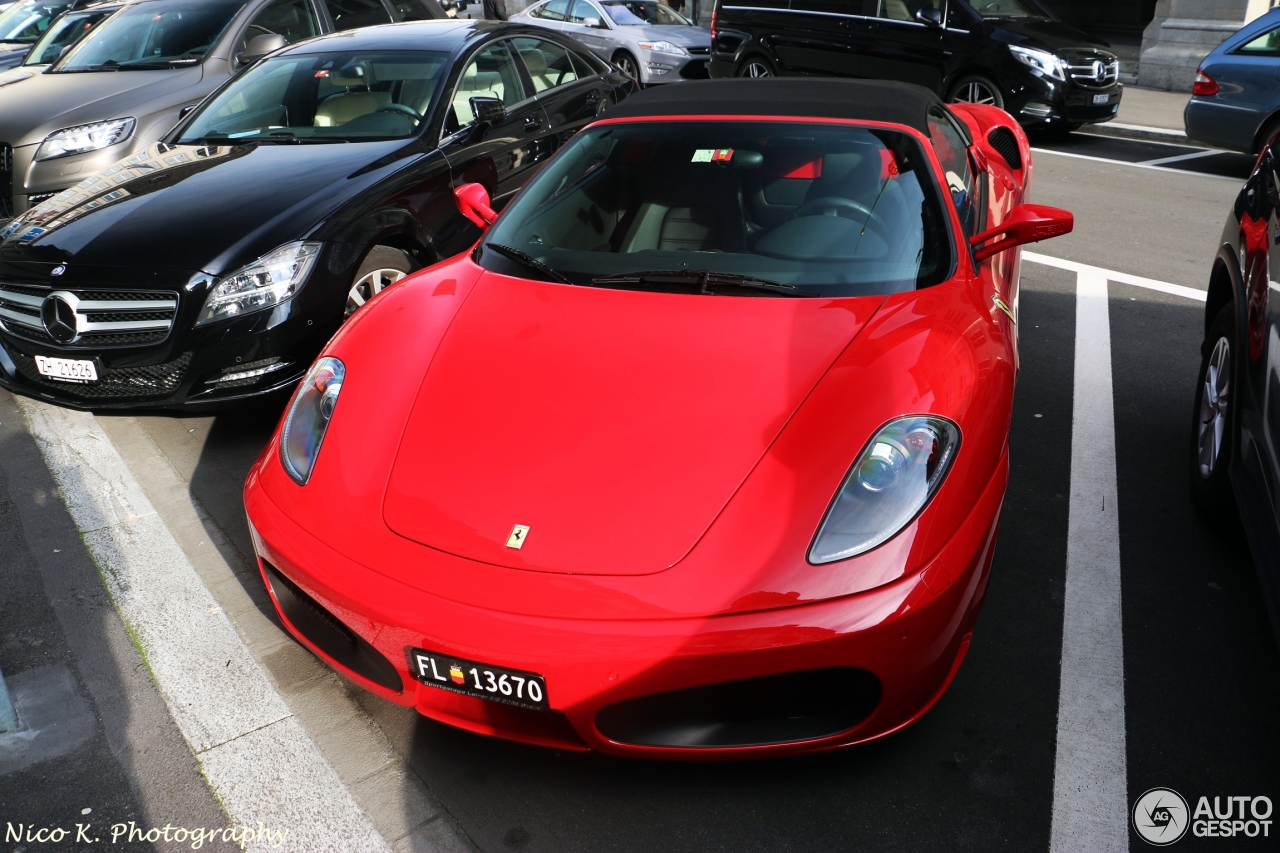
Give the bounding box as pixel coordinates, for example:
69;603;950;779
987;127;1022;172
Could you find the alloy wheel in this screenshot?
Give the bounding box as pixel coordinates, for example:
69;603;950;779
952;81;998;106
1197;336;1230;478
346;268;407;317
617;54;638;80
740;60;772;78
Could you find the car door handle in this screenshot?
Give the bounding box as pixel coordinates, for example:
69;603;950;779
586;89;601;103
524;115;543;131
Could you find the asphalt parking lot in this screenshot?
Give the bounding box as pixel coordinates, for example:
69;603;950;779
2;133;1278;852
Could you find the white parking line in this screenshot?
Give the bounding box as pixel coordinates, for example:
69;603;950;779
1140;149;1224;167
1023;252;1207;302
1048;268;1129;852
1031;146;1243;182
15;399;393;853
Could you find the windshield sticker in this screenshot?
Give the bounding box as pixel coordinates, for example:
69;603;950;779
692;148;733;163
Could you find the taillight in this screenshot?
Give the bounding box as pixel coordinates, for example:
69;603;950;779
1193;70;1219;96
710;6;718;41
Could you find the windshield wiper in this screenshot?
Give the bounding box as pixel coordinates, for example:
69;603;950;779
485;243;571;284
0;39;31;45
590;270;818;297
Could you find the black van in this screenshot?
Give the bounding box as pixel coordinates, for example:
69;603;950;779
708;0;1122;132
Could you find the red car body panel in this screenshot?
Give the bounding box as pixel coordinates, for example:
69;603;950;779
244;96;1052;758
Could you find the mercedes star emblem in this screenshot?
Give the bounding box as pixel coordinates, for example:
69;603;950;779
40;291;80;344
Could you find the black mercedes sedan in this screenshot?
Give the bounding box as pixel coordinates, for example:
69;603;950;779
1191;134;1280;644
0;20;634;408
707;0;1122;134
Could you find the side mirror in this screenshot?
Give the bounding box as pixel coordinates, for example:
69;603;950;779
970;203;1073;262
454;182;497;230
582;16;602;27
469;96;506;127
179;103;198;119
238;33;286;65
915;7;943;27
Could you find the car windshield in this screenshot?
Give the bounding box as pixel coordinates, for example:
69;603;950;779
968;0;1047;18
22;5;113;65
55;0;245;70
176;50;450;144
602;1;688;26
480;121;953;296
0;0;78;44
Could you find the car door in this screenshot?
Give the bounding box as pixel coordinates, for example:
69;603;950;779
1248;146;1280;504
561;0;612;54
864;0;946;92
511;35;604;151
440;38;552;214
771;0;876;78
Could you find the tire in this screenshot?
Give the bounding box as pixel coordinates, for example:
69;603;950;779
947;74;1005;110
1190;302;1241;532
346;246;414;317
736;54;776;79
1255;115;1280;155
613;50;640;85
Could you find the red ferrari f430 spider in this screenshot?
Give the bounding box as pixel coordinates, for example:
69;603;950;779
244;79;1072;759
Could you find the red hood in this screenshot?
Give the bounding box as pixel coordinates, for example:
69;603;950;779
382;272;880;576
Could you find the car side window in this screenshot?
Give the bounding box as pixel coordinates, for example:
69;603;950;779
237;0;321;57
512;36;580;94
927;106;979;235
876;0;941;23
539;0;570;21
446;40;527;131
323;0;392;32
566;0;602;25
1237;26;1280;55
391;0;446;20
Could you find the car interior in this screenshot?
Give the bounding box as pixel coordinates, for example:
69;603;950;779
486;123;951;293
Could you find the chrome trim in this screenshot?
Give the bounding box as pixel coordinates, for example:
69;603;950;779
0;290;42;308
81;318;172;332
0;306;40;327
0;282;179;347
77;298;176;311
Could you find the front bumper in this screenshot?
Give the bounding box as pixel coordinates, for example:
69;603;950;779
244;450;1007;759
639;49;710;84
1007;75;1122;129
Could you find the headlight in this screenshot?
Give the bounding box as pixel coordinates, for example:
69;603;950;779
195;241;320;326
638;40;687;56
35;117;136;161
281;357;344;485
808;416;960;564
1008;45;1066;81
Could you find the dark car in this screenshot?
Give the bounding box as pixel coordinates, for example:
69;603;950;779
1191;139;1280;643
0;20;635;409
0;0;104;71
1185;9;1280;154
707;0;1121;133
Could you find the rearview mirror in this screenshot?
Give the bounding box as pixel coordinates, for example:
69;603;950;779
915;7;943;27
469;96;506;127
969;203;1073;262
238;33;287;65
454;182;497;230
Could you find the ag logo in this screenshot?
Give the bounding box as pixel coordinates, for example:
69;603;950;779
1134;787;1190;846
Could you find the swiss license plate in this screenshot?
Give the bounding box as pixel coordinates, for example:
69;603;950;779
409;647;548;711
34;355;98;383
1092;93;1110;105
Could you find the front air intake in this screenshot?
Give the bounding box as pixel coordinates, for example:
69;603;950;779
596;667;881;748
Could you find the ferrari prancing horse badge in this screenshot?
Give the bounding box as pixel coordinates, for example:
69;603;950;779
506;524;530;549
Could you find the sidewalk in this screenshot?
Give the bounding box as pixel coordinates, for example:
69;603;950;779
1083;85;1193;144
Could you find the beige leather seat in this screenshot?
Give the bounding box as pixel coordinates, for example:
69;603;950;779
520;48;556;93
315;63;387;127
451;65;505;124
882;0;913;20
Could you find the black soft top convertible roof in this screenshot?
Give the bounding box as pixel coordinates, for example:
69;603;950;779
602;79;944;135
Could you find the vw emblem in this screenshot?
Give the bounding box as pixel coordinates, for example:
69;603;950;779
40;291;80;344
50;264;66;277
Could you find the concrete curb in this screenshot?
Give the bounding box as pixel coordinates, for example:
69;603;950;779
16;398;394;853
1079;121;1191;146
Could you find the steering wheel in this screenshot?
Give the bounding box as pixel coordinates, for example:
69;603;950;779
376;103;424;122
791;196;890;238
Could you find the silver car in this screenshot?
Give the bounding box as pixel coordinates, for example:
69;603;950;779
0;0;446;219
510;0;708;86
